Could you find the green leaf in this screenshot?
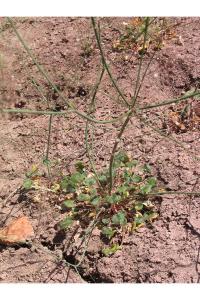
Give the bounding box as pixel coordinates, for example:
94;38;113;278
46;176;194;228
98;174;108;186
142;164;151;174
140;183;152;195
143;211;158;222
84;177;96;186
117;185;129;195
90;188;98;197
70;172;85;185
75;161;85;173
147;177;157;187
112;211;127;225
23;178;33;190
102;244;121;256
132;175;142;183
59;217;73;230
102;227;115;239
67;185;76;193
106;194;122;204
135;202;143;211
102;218;110;225
60;172;85;193
134;215;144;226
77;193;90;202
91;196;101;206
63;200;75;208
43;158;51;166
60;176;69;192
125;160;138;168
140;177;157;195
143;212;150;221
129;185;136;192
115;151;129;164
123;170;132;183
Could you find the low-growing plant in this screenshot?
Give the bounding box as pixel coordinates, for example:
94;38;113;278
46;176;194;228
81;39;94;58
3;16;200;266
112;17;178;53
23;164;40;190
23;151;159;254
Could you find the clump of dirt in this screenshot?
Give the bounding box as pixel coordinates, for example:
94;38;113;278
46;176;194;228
0;17;200;283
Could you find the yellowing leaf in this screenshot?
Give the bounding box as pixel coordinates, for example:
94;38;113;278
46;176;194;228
31;164;38;173
51;183;60;193
88;211;96;218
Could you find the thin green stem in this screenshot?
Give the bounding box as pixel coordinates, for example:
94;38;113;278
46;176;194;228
85;123;99;180
63;207;105;268
91;17;130;107
108;110;133;194
133;191;200;196
3;89;199;119
134;43;160;104
1;107;130;124
30;77;48;104
7;17;200;123
6;17;127;125
132;17;149;105
108;18;150;194
85;66;105;186
7;17;73;106
131;17;156;44
90;65;105;111
44;114;53;177
137;113;200;162
28;75;54;176
140;90;200;110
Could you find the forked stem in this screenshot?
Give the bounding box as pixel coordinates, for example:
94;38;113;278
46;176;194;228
107;18;150;194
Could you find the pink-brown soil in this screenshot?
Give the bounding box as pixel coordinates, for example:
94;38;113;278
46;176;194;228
0;17;200;283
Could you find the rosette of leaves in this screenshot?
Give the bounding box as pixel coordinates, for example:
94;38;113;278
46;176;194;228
58;155;159;254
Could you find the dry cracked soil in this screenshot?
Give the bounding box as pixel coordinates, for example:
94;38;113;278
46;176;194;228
0;17;200;283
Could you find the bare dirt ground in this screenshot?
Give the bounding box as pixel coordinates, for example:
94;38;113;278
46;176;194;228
0;17;200;283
